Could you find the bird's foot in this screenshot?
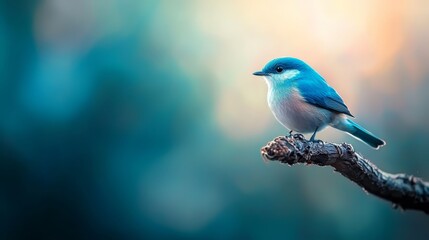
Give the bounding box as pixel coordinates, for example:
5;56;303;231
310;139;325;146
309;127;319;142
292;133;305;140
288;130;293;137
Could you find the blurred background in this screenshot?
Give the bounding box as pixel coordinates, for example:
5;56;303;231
1;0;429;239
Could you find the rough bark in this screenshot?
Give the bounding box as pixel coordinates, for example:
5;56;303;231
261;134;429;214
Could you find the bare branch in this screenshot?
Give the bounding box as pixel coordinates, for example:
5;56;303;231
261;134;429;214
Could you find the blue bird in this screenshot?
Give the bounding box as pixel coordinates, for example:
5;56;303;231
253;57;385;149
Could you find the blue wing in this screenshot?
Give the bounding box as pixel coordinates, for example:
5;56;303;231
296;75;354;117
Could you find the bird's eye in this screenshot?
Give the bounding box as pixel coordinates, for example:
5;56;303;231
276;66;283;73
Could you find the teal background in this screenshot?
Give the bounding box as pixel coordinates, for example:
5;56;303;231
1;1;429;239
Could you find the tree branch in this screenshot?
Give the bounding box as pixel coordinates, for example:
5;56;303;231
261;134;429;214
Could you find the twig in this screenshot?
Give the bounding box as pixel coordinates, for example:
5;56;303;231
261;134;429;214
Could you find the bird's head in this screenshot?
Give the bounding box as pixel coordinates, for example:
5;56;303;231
253;57;311;87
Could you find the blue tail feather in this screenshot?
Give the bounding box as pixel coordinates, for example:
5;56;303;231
334;119;385;149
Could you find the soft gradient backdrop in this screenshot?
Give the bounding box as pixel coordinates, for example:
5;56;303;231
1;0;429;239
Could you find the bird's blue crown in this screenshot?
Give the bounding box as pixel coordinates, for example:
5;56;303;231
262;57;311;75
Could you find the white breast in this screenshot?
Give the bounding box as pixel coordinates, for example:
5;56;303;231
267;87;333;133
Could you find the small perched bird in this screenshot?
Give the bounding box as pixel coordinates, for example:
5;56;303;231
253;57;385;149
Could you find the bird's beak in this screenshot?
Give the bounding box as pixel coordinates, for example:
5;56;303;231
253;71;269;76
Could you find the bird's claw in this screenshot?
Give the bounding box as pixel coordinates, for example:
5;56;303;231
293;133;305;140
312;139;325;145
